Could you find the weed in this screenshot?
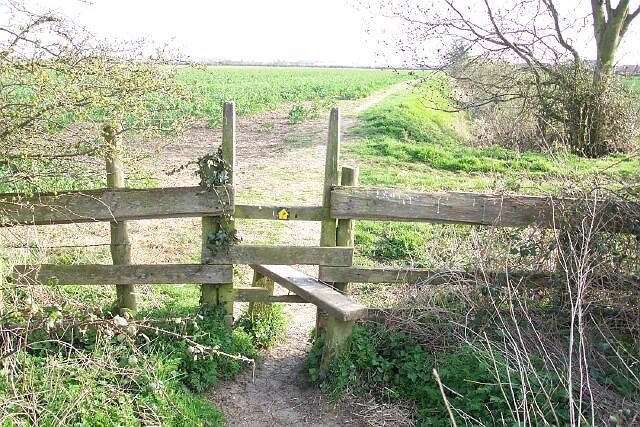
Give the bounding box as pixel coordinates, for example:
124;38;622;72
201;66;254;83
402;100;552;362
236;304;288;349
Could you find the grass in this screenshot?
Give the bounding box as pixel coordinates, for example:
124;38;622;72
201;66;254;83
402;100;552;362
346;76;639;193
175;66;409;126
346;74;639;268
0;244;286;425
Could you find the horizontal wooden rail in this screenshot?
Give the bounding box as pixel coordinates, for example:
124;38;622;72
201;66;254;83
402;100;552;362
204;245;353;266
12;264;233;285
233;287;306;303
331;186;555;227
252;265;368;321
320;266;640;289
320;266;556;285
235;205;327;221
0;186;233;226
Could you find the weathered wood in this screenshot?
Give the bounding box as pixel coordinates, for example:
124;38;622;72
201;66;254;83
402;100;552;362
218;101;236;326
317;108;341;332
248;270;275;316
12;264;233;285
201;102;236;318
320;316;355;377
0;186;233;226
318;267;640;290
251;265;367;322
319;266;462;284
104;124;135;312
234;287;306;303
320;107;341;247
204;245;353;266
235;205;327;221
331;187;556;227
329;166;359;294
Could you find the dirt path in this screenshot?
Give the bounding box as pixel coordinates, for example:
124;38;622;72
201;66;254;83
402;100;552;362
138;81;409;426
3;81;410;426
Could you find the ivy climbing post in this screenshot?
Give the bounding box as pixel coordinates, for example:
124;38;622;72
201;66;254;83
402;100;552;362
200;102;236;328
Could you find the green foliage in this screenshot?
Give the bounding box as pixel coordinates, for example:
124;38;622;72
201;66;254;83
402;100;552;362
149;313;258;392
0;351;225;426
347;77;639;192
236;304;288;349
1;4;190;194
0;302;257;425
309;323;571;425
174;67;409;127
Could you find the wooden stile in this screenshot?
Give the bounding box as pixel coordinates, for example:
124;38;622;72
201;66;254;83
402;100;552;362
251;265;367;322
12;264;232;285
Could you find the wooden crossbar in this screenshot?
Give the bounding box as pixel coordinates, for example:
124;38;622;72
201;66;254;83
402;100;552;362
233;287;306;303
12;264;232;285
331;186;554;227
204;245;353;266
251;265;367;321
235;205;327;221
320;266;640;289
0;186;233;226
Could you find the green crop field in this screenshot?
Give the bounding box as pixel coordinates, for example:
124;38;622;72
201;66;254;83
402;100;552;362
174;67;410;125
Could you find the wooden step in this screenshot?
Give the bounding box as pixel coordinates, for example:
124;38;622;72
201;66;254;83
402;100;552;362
251;265;367;322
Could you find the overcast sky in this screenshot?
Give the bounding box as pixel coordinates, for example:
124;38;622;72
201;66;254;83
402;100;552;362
22;1;640;67
37;0;397;66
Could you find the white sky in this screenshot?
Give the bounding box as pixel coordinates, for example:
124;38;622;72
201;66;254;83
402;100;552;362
37;0;397;66
21;1;640;66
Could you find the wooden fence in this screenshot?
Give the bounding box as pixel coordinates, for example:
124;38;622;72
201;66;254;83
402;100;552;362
2;102;625;372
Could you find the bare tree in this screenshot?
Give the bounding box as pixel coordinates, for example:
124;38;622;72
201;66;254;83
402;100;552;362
374;0;640;157
592;0;640;80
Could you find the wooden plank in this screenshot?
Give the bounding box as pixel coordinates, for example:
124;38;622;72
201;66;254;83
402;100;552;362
104;124;135;312
234;287;306;303
0;186;233;226
331;187;555;227
235;205;327;221
217;101;237;324
251;265;367;322
204;245;353;266
320;266;460;284
12;264;233;285
320;107;341;247
330;166;359;294
319;267;640;290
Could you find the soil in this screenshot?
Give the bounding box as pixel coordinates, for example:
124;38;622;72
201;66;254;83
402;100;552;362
3;81;413;426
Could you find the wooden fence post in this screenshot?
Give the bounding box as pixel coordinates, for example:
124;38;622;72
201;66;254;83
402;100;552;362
317;108;341;334
333;166;359;294
200;102;236;328
103;124;136;312
248;271;275;317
